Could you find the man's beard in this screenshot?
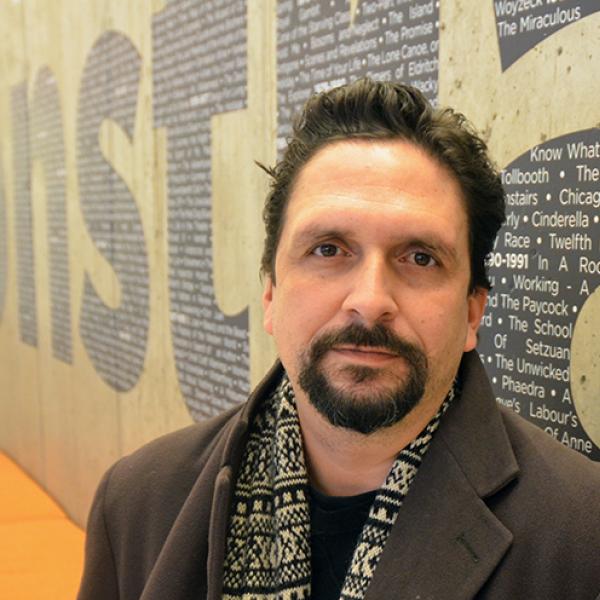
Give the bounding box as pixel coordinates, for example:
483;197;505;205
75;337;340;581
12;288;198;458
298;323;428;435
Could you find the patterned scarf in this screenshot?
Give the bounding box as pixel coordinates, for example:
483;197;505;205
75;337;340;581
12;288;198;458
222;375;455;599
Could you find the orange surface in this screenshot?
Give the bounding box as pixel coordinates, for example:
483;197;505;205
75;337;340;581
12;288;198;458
0;452;85;600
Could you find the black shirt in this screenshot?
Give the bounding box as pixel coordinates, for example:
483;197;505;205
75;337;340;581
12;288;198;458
309;486;377;600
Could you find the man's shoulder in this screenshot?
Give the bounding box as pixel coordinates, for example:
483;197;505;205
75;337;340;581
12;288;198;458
79;401;258;599
457;352;599;496
472;406;600;596
498;403;600;487
494;404;600;543
101;404;245;514
96;363;284;524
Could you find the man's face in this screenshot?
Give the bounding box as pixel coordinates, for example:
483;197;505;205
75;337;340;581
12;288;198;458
262;139;487;433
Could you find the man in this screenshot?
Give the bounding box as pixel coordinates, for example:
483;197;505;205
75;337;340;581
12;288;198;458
78;80;600;600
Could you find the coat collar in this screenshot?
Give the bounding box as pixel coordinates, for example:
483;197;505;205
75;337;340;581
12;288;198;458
440;350;520;498
143;351;520;599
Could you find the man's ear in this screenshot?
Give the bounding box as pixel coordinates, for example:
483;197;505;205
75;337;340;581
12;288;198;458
262;276;275;335
464;287;488;352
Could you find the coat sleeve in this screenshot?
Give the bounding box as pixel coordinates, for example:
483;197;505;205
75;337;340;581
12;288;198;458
77;463;120;599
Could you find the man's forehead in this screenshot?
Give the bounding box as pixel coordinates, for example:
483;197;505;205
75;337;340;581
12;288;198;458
286;139;467;224
291;138;463;201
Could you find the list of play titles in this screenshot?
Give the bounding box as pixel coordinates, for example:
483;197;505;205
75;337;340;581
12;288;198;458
478;130;600;460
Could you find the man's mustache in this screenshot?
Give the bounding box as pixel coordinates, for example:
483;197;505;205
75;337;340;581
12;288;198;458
308;323;428;370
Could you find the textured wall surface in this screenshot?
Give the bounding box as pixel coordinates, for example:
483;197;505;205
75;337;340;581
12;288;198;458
0;0;598;527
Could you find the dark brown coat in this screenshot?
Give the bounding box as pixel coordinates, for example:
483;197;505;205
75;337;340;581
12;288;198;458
78;352;600;599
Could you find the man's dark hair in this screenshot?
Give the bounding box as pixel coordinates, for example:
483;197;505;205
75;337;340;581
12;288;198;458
260;78;506;291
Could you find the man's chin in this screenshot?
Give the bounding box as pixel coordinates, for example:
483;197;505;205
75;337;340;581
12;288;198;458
299;369;426;435
298;327;429;434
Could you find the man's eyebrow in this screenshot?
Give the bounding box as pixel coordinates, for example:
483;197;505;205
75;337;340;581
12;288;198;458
408;237;458;263
292;223;457;253
289;225;348;247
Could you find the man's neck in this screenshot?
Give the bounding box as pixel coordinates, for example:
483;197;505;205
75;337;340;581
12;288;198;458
295;392;447;497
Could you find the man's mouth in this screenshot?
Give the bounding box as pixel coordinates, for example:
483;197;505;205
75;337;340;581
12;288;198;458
331;345;400;364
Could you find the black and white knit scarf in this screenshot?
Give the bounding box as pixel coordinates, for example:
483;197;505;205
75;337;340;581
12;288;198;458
222;375;455;600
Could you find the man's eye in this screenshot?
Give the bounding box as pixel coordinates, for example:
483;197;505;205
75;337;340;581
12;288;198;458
411;252;437;267
312;243;342;257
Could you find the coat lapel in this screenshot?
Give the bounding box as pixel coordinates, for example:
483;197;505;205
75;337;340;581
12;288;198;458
364;437;514;600
139;365;283;600
365;352;519;600
137;430;235;600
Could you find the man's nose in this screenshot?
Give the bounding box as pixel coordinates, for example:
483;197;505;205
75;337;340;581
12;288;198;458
341;255;398;325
